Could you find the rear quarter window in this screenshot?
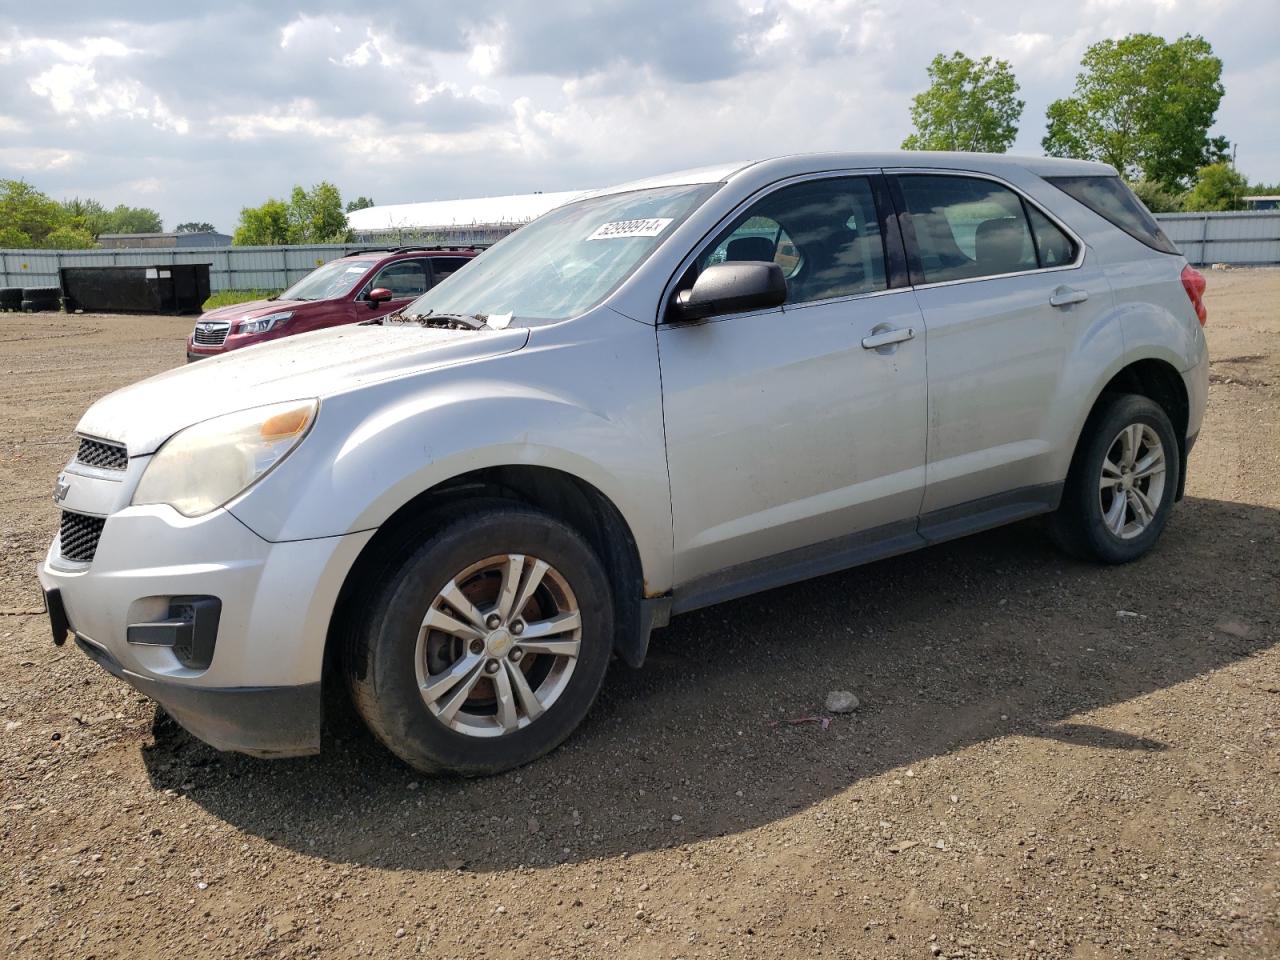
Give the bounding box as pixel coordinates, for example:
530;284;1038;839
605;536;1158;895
1046;176;1179;255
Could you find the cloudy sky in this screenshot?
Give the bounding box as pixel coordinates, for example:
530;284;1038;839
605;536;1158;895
1;0;1276;232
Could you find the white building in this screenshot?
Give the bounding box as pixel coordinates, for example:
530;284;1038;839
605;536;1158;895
347;190;585;244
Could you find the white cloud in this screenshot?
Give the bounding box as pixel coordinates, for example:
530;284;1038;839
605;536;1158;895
18;36;132;63
28;64;189;134
468;44;501;77
279;16;340;51
126;177;163;195
0;146;78;171
0;1;1274;232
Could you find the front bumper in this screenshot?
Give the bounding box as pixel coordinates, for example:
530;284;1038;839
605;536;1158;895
75;633;321;756
39;496;373;757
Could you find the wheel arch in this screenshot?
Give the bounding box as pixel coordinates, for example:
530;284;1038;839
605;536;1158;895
324;464;658;704
1076;356;1190;500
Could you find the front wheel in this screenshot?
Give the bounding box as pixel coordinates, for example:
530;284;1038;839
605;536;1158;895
345;503;614;775
1050;393;1181;564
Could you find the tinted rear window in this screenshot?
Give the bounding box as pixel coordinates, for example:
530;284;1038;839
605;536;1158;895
1046;176;1179;255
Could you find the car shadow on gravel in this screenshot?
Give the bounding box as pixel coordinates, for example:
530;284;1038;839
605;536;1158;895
140;495;1277;873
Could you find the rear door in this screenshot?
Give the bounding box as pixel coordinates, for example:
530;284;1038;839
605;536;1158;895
428;256;473;286
888;170;1113;527
659;172;928;594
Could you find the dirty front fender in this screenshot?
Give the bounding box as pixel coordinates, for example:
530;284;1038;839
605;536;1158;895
227;311;675;594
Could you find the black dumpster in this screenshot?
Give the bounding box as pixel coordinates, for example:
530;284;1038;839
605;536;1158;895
59;264;211;315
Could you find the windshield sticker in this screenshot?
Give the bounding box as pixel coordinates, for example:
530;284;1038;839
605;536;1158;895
586;218;673;241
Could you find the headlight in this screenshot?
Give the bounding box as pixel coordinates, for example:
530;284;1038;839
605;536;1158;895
132;400;318;517
237;311;292;334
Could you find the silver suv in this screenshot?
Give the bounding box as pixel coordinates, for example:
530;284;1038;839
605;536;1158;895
39;153;1209;775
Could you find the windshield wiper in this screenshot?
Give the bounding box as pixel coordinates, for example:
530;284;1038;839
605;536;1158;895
365;310;490;330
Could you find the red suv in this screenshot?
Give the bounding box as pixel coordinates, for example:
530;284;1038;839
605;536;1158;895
186;247;479;361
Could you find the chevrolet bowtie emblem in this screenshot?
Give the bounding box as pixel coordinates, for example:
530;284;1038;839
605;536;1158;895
53;474;71;505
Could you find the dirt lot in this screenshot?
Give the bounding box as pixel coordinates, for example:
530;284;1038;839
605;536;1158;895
1;272;1277;959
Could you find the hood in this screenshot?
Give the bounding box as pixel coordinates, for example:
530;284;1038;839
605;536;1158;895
78;323;530;455
198;298;307;322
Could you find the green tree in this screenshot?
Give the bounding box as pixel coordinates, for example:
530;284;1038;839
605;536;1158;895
901;52;1024;153
61;197;110;237
0;225;34;248
1128;180;1184;213
0;179;65;246
345;196;375;212
176;221;217;233
42;225;98;249
1183;162;1249;211
102;204;163;234
288;182;349;243
1043;34;1225;188
232;199;293;245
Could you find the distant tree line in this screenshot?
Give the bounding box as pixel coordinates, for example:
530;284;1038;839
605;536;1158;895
0;180;166;249
902;33;1271;212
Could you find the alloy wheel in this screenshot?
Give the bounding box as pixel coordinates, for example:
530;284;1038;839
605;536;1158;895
1098;423;1167;540
414;554;582;737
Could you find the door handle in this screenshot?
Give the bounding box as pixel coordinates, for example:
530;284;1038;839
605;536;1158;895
1049;286;1089;307
861;327;914;350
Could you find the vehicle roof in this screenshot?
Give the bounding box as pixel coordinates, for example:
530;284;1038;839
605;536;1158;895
590;152;1116;198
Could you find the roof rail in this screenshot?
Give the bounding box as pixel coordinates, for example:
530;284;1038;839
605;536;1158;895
341;243;494;258
392;244;491;253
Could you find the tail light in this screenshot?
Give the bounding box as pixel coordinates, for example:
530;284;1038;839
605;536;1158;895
1181;265;1207;326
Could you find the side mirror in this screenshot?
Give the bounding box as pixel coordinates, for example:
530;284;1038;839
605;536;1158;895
367;287;393;304
669;262;786;322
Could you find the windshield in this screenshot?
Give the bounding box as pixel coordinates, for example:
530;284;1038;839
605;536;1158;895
403;183;717;322
279;258;376;301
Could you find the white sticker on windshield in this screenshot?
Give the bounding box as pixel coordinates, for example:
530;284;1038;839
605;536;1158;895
586;218;673;241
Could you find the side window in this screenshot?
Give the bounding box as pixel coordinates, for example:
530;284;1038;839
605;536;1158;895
1045;175;1178;254
429;257;471;285
1026;205;1077;267
897;175;1038;283
703;217;803;280
696;176;887;306
370;260;429;298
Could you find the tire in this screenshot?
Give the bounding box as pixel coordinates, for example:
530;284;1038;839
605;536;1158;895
1049;393;1181;564
0;288;22;311
344;502;614;776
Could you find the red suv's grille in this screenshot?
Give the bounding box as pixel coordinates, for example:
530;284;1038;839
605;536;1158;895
193;323;229;346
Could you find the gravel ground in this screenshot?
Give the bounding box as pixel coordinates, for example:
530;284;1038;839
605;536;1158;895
1;272;1277;959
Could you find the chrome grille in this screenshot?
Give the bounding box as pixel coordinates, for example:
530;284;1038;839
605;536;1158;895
59;511;105;563
76;437;128;471
192;322;229;346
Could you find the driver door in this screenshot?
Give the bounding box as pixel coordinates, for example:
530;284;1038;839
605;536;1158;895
658;173;928;601
361;259;431;323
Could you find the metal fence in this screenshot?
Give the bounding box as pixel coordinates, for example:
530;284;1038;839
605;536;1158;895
0;244;377;293
0;241;501;294
1153;211;1280;266
1;212;1275;292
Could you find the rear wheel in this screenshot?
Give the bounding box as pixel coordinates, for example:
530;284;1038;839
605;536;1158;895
345;503;614;775
1050;393;1180;564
